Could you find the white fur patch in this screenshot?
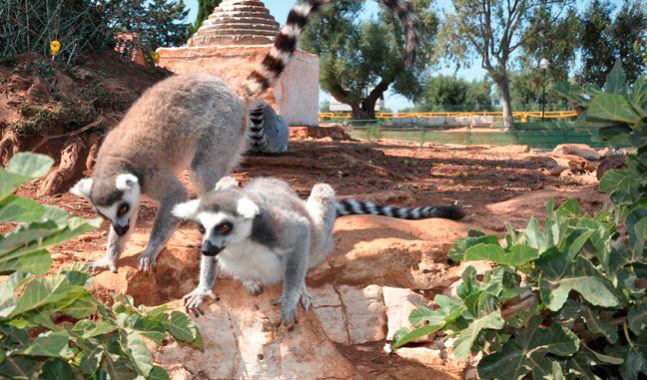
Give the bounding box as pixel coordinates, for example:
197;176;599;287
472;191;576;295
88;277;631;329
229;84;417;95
196;212;228;230
172;199;201;219
70;178;93;198
214;176;240;191
115;173;138;191
237;198;259;219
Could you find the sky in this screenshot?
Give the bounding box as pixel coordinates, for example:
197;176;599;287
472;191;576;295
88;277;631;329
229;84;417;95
183;0;625;111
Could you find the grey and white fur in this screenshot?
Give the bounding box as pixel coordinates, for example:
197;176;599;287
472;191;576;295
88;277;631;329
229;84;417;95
172;176;463;326
247;101;289;154
69;0;421;275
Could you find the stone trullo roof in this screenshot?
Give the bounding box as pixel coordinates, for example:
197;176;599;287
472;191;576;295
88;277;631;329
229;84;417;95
187;0;281;47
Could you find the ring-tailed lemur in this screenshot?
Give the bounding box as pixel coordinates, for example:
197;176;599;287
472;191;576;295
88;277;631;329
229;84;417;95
69;0;421;274
172;176;464;326
247;101;289;154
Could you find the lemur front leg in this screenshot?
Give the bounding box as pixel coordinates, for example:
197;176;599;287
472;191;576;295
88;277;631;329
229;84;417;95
273;225;310;328
89;207;139;274
138;175;187;273
184;254;218;317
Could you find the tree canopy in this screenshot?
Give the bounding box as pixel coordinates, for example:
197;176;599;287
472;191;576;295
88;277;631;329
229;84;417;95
415;76;494;112
437;0;576;129
301;0;438;119
193;0;222;33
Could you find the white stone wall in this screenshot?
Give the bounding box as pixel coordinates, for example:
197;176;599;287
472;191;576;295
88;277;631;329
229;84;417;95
274;51;320;126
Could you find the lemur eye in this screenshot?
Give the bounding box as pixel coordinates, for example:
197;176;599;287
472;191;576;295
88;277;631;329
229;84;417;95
218;222;233;234
117;204;129;216
197;224;206;234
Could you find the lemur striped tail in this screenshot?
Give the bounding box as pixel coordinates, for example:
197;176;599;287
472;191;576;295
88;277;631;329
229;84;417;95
248;103;269;152
336;200;465;220
242;0;421;100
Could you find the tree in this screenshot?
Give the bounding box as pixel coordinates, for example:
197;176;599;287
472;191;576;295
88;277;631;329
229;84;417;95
437;0;575;130
193;0;222;32
301;0;438;119
100;0;191;52
416;75;494;112
578;0;647;86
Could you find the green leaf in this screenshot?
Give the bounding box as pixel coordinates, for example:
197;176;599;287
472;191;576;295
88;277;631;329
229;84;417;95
567;230;595;259
39;358;76;380
10;273;85;317
525;216;545;252
7;152;54;178
82;322;118;339
392;325;445;349
604;60;627;94
102;352;138;380
632;217;647;260
161;311;197;343
448;230;499;262
464;243;538;266
149;366;170;380
629;304;647;337
478;318;579;379
78;342;103;374
600;169;640;196
557;199;580;217
0;169;31;199
21;331;73;358
557;300;618;344
588;94;642;125
550;361;566;380
631;75;647;117
126;331;153;376
452;310;504;360
537;253;625;311
0;355;38;378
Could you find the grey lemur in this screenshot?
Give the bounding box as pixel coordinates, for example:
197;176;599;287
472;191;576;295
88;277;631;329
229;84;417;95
172;176;464;326
69;0;421;274
247;100;289;154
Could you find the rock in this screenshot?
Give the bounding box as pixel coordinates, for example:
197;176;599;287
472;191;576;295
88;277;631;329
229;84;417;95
598;147;612;157
547;166;568;177
596;154;626;180
552;144;601;161
8;74;30;91
155;286;357;379
567;156;596;174
383;287;430;340
484;144;531;155
311;284;386;344
520;155;559;169
26;77;49;103
309;216;474;289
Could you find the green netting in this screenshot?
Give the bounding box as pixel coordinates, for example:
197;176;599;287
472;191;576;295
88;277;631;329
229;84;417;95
0;0;112;64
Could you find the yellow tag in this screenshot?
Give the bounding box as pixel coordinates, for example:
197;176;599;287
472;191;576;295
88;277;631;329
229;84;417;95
50;40;61;57
151;51;160;64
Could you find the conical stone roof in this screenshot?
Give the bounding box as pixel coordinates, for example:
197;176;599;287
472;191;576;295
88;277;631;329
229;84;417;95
187;0;281;47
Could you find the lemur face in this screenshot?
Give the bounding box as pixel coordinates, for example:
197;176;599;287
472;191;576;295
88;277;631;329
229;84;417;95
70;173;141;236
173;195;259;256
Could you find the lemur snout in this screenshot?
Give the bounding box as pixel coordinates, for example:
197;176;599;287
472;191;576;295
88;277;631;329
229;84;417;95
113;224;129;236
201;241;224;257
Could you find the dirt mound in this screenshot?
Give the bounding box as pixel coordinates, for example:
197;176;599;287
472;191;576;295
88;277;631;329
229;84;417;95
0;50;169;194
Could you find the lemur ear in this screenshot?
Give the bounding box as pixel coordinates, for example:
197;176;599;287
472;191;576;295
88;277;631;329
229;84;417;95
70;178;93;199
172;199;200;219
116;173;139;191
214;176;240;191
237;198;259;219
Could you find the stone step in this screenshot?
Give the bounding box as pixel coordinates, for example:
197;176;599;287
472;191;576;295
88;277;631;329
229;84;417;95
218;0;270;7
207;15;279;27
203;19;279;30
200;23;279;33
206;28;278;37
215;5;270;14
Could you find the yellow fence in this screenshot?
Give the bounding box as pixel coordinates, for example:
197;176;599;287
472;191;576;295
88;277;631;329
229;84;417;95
319;110;579;123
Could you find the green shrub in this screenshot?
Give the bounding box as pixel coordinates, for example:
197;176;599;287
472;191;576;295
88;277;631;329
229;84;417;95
10;100;96;137
392;63;647;379
0;152;202;379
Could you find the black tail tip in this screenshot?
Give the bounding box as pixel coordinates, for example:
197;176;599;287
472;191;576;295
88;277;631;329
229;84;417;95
435;205;465;221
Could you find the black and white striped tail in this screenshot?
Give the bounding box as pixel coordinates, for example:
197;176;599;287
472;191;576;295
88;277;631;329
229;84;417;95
242;0;421;100
248;103;268;152
336;200;465;220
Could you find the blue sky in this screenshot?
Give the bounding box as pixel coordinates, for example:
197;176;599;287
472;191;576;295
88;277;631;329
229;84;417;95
183;0;624;111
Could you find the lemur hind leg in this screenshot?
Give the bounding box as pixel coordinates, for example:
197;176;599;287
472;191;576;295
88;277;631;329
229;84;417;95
243;280;264;296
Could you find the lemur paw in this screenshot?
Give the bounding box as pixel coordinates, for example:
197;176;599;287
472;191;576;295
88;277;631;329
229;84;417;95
88;257;118;274
137;252;157;273
279;308;298;330
300;290;312;312
243;280;263;296
183;287;215;317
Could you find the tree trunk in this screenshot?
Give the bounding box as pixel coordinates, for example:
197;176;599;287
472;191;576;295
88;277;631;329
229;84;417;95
351;104;375;120
496;75;514;131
